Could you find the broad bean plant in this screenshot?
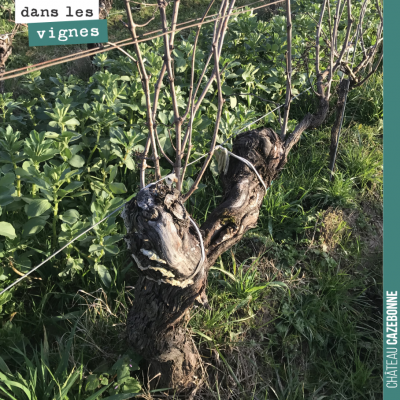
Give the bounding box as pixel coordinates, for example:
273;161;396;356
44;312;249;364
0;5;379;291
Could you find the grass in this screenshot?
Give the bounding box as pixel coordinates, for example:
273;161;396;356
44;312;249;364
186;119;382;399
184;126;383;399
0;125;383;398
0;2;383;398
0;102;383;399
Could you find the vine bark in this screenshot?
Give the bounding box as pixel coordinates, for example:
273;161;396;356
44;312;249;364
120;0;383;391
123;128;287;388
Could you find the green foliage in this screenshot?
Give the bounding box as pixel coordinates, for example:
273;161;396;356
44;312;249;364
0;3;383;399
211;253;287;303
1;8;319;292
346;74;384;124
338;125;383;191
0;325;83;400
0;324;142;399
0;0;14;19
272;246;382;399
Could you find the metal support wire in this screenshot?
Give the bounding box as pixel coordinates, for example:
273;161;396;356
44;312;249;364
0;120;280;295
0;204;126;296
0;0;285;82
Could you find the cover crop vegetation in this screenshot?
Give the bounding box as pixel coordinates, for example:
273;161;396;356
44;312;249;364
0;1;382;399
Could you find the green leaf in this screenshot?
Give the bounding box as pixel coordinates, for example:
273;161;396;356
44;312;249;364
25;199;52;217
100;376;109;385
95;264;112;288
70;190;91;198
0;356;11;374
109;165;118;183
266;76;278;83
85;374;99;392
25;176;51;191
175;57;187;73
89;244;103;253
65;118;80;126
59;209;80;225
209;266;237;282
68;155;85;168
222;84;234;95
121;377;141;394
0;173;15;186
124;156;135;170
191;329;213;341
85;383;112;400
22;217;47;236
0;384;19;400
117;364;130;382
193;116;212;131
14;254;32;272
245;285;270;294
0;186;15;207
104;245;119;255
104;235;124;245
63;181;84;192
112;354;139;374
59;258;84;277
268;281;288;288
0;377;32;400
35;149;60;163
54;369;80;400
225;73;239;79
0;292;12;307
0;221;16;239
209;159;219;177
230;96;237;108
158;112;168;125
109;182;127;194
256;82;269;92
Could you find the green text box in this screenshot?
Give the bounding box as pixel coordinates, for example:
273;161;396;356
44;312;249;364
28;19;108;47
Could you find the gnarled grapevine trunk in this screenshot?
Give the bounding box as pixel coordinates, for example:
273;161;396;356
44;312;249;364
119;0;383;390
122;128;287;389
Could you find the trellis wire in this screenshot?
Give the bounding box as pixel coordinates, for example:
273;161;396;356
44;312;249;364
0;81;314;296
0;0;309;294
0;0;268;74
0;0;285;81
0;0;270;38
217;145;267;191
1;2;378;81
186;86;312;167
0;170;181;295
0;203;126;296
236;87;312;135
0;134;263;295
